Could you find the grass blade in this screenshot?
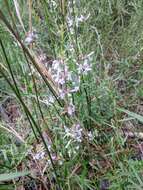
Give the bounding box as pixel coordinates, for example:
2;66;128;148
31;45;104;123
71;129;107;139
0;171;30;182
118;108;143;123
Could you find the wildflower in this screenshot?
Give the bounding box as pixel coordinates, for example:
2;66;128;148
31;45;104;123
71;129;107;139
67;103;75;116
67;43;75;52
75;145;80;150
52;60;72;86
67;17;73;28
52;60;62;71
78;59;92;75
54;71;66;85
40;95;55;106
71;124;83;142
48;95;55;104
88;131;94;141
77;13;90;23
70;86;79;93
59;88;67;99
47;155;58;165
33;151;45;160
25;31;37;45
64;124;82;142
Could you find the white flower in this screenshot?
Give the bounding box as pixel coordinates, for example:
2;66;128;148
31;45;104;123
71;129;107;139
52;60;61;70
70;86;79;93
78;59;92;75
48;95;55;104
67;103;75;116
33;151;45;160
67;17;73;28
71;124;83;142
83;59;92;73
59;160;63;165
59;88;67;99
47;155;57;165
88;131;94;141
25;31;37;45
52;60;72;86
54;72;66;85
64;124;83;142
75;14;90;27
40;95;55;106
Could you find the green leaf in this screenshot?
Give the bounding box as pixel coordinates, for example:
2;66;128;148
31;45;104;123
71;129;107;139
0;184;14;190
118;108;143;123
0;171;30;182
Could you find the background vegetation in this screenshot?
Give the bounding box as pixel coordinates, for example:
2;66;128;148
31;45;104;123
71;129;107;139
0;0;143;189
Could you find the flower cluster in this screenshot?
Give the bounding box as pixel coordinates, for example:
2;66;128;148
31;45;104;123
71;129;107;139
50;59;80;102
48;52;93;117
67;102;75;116
64;123;83;142
33;151;45;160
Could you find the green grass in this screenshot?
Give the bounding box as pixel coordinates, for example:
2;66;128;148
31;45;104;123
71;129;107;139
0;0;143;189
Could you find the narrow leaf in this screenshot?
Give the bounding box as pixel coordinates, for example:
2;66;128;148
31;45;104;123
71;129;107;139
118;108;143;123
0;171;30;182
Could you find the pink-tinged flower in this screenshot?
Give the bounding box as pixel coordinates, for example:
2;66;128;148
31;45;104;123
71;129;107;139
33;151;45;160
71;124;83;142
52;60;62;71
25;31;37;45
78;59;92;75
54;71;66;85
67;103;75;116
47;154;58;165
59;88;67;99
52;60;72;86
64;123;83;142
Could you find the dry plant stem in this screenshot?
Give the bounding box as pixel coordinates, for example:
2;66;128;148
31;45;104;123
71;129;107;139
34;54;59;92
0;39;39;141
0;123;25;144
24;51;66;128
27;0;54;139
0;40;61;189
0;67;61;189
31;154;49;190
25;110;39;141
29;65;54;143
